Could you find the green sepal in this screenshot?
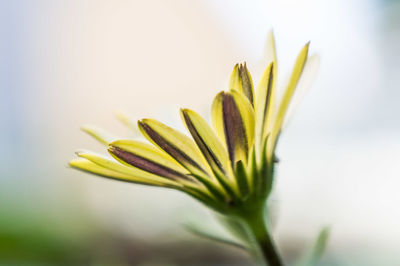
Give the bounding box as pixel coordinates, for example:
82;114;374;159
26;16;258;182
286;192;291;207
259;136;274;198
248;147;258;194
212;167;242;205
235;160;250;199
182;186;221;210
190;173;228;203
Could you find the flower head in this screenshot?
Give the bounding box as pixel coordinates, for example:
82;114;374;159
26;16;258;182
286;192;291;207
70;32;317;215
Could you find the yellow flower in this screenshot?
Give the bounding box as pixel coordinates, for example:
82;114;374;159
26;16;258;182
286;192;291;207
69;31;320;265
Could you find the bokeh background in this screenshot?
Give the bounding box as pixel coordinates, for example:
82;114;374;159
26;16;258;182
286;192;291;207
1;0;400;265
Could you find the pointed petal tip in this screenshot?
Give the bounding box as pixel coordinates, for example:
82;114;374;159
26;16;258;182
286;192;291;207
75;149;98;156
80;124;104;132
108;141;117;148
80;124;116;145
267;29;275;40
114;111;127;119
108;140;131;148
137;119;145;127
139;118;152;123
180;108;193;115
80;124;93;132
107;145;115;153
68;160;82;170
137;119;151;132
304;41;311;51
139;118;161;127
216;91;225;97
74;149;85;156
68;159;76;168
68;157;86;167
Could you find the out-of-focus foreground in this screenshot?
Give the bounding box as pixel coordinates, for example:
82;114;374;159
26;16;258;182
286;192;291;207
1;0;400;265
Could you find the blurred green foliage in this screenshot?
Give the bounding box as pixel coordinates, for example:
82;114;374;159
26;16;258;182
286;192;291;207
0;201;93;264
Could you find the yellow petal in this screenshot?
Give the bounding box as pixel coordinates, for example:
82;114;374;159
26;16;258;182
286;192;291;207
231;90;255;153
255;62;275;152
211;92;226;147
229;64;241;93
70;155;176;187
81;125;118;146
238;63;255;105
181;109;232;177
138;118;212;178
228;63;254;105
138;119;230;200
211;91;255;165
109;140;193;182
115;111;140;136
265;30;277;67
181;109;240;199
282;54;320;128
269;42;310;157
257;30;278;145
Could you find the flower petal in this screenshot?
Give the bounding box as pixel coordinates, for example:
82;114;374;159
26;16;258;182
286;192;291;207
115;111;140;136
181;109;231;176
264;30;277;68
229;64;241;93
269;42;310;156
81;125;118;146
71;153;178;187
228;63;254;105
109;140;194;183
282;54;320;128
255;30;278;153
255;62;275;151
211;91;255;166
138;119;211;178
138;119;230;200
211;91;225;142
181;109;239;198
231;90;255;155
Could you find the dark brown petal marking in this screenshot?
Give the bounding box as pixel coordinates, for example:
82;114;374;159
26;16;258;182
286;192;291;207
238;63;254;105
263;62;274;125
139;122;207;174
110;146;192;182
182;111;225;174
223;93;247;164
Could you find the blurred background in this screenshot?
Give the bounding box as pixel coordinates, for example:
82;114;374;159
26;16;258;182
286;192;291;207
1;0;400;265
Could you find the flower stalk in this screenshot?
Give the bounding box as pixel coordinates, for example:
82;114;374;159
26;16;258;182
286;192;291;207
241;207;283;266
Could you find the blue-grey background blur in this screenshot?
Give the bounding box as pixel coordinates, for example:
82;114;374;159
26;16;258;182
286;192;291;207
1;0;399;265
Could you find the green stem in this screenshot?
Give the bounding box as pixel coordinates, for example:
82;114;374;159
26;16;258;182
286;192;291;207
242;209;284;266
